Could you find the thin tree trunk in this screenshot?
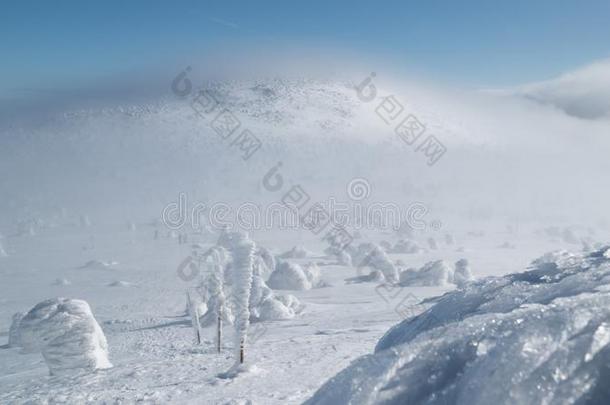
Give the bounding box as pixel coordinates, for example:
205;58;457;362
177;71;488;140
217;308;222;352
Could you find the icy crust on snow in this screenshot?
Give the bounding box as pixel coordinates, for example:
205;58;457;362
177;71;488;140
306;246;610;405
18;298;112;376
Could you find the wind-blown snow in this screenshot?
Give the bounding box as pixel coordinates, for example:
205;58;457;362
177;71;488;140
306;246;610;405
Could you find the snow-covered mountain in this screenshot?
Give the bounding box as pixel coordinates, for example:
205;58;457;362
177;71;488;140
1;76;609;234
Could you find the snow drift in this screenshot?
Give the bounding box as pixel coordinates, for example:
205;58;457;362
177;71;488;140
306;246;610;405
18;298;112;375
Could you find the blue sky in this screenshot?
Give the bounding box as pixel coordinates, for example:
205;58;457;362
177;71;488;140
1;0;610;98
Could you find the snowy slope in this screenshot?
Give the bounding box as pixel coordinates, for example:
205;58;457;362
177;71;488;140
1;74;610;404
306;246;610;405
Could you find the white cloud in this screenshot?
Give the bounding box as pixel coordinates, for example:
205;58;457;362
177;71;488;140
507;58;610;120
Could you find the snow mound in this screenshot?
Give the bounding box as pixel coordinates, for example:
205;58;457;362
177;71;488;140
18;298;112;375
267;261;316;290
306;246;610;405
398;259;473;287
8;312;24;348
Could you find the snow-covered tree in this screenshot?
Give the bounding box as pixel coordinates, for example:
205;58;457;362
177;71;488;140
219;231;255;365
186;289;203;344
18;298;112;375
206;246;228;352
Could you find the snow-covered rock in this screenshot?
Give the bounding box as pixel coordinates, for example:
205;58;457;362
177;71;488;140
18;298;112;375
306;246;610;405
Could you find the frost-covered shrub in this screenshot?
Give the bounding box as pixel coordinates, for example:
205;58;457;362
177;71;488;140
303;263;321;287
307;246;610;405
353;243;398;283
249;273;302;321
257;297;299;321
255;246;276;279
18;298;112;375
267;261;312;290
398;268;419;285
336;250;352;266
267;261;323;290
8;312;24;348
324;245;352;266
398;260;454;286
454;258;473;287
